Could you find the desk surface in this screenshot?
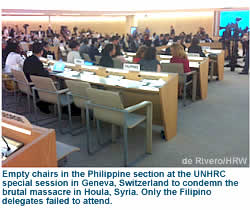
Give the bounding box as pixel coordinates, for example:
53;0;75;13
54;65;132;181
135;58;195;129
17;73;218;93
41;57;179;141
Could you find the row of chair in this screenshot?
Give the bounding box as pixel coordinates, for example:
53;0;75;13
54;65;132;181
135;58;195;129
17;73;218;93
9;70;153;166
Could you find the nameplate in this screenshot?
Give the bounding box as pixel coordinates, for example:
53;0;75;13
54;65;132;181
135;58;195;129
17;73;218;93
27;51;33;57
74;59;85;65
123;63;140;72
47;55;53;60
2;111;32;135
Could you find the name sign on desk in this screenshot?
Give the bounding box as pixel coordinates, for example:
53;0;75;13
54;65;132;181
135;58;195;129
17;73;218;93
47;55;53;60
74;59;85;65
26;51;33;57
2;111;32;135
123;63;140;71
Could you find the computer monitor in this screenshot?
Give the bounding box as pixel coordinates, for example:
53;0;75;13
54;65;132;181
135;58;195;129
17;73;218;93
53;61;65;73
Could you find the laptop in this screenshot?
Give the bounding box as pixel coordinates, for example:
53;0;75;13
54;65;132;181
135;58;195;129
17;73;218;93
84;61;94;66
53;61;65;73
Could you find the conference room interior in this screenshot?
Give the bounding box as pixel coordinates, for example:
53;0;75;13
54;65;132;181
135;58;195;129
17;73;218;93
1;7;249;167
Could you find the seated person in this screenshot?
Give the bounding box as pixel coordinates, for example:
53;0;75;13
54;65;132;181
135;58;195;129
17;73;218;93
188;37;205;57
23;42;50;82
133;46;147;63
42;41;56;59
5;42;24;73
139;47;161;72
88;38;100;61
23;42;51;113
170;43;191;73
170;43;191;96
67;40;81;63
99;44;116;68
79;39;90;58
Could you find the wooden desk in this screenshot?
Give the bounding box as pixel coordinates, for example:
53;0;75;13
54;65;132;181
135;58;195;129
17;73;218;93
41;58;179;141
2;111;57;167
159;56;209;100
205;49;225;81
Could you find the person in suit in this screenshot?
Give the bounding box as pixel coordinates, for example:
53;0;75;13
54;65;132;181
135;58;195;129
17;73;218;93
88;38;100;61
99;44;116;67
46;26;54;38
23;42;49;82
188;37;205;57
23;42;51;113
42;41;56;59
239;38;249;75
170;25;175;36
79;39;90;58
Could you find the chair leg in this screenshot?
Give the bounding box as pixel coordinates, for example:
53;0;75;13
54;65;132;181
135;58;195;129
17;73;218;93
32;89;38;124
112;125;119;144
81;108;85;125
192;73;197;102
85;106;92;154
96;120;103;145
67;100;73;134
54;104;57;116
57;101;63;133
182;84;187;107
123;126;128;167
27;94;31;114
146;104;152;154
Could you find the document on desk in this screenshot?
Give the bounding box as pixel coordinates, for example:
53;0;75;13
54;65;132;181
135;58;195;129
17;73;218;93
118;79;142;89
206;49;222;54
160;55;172;59
1;136;24;161
189;62;200;68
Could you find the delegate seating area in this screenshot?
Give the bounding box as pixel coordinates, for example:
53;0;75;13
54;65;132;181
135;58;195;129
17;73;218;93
1;9;249;167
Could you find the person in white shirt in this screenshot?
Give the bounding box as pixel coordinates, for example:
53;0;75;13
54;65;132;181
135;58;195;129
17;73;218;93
67;40;81;63
5;42;24;73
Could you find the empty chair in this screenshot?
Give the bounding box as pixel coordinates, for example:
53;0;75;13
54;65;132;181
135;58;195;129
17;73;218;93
2;74;18;109
86;87;152;166
12;69;34;113
161;63;197;106
30;75;72;132
112;57;123;69
83;53;92;62
95;55;101;65
65;80;91;135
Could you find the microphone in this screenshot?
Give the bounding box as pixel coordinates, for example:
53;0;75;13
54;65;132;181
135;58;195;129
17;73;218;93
2;136;11;151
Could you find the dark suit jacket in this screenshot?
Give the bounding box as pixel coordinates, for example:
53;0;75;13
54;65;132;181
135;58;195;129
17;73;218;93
99;55;113;68
23;55;50;82
188;45;205;57
89;45;100;61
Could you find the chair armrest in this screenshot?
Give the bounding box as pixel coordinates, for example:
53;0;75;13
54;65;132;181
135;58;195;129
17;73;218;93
180;71;197;76
125;101;152;113
56;88;69;94
28;82;34;86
